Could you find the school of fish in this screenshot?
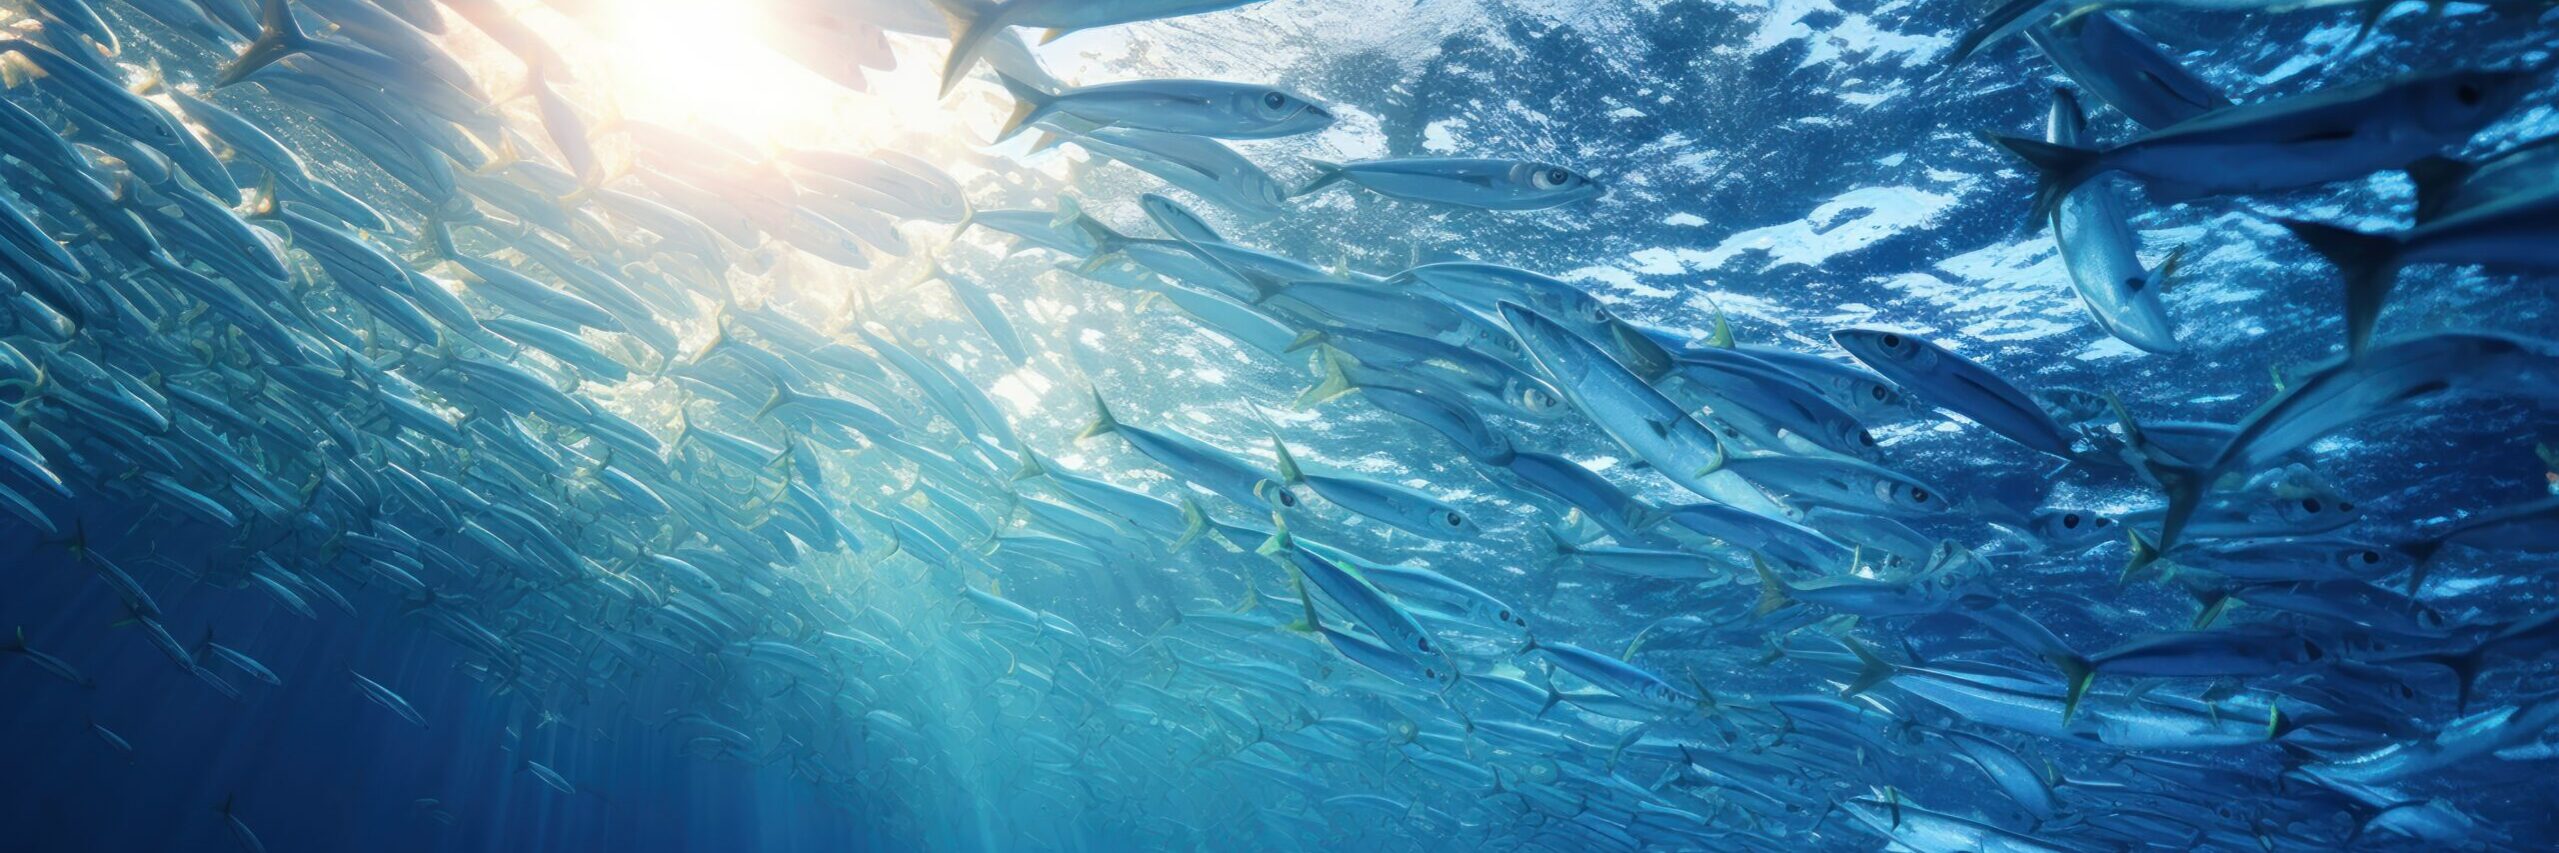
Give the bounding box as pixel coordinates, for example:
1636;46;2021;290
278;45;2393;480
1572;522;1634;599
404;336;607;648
0;0;2555;850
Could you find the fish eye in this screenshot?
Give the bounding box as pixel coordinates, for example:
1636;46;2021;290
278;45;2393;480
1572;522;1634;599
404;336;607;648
2359;550;2380;565
2061;513;2081;529
1443;511;1463;528
1879;333;1902;348
1857;431;1876;446
2456;83;2481;106
1868;385;1887;400
1909;486;1930;503
2301;498;2323;513
1498;609;1511;621
1264;92;1286;109
1531;168;1573;190
2302;641;2325;661
1415;637;1431;652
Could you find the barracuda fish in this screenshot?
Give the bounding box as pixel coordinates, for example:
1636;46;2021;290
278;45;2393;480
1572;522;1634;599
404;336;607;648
350;671;426;727
996;74;1333;142
2041;87;2181;354
2394;495;2559;592
928;262;1031;366
1754;549;1982;618
2279;172;2559;356
219;795;266;853
6;627;92;687
934;0;1271;95
1502;302;1784;517
2118;332;2559;561
1258;517;1450;665
1296;158;1603;211
1266;430;1473;541
1833;327;2094;463
1061;127;1291;221
2021;13;2227;130
2406;133;2559;224
1078;391;1291;512
1517;638;1710;717
1984;67;2536;222
0;38;237;201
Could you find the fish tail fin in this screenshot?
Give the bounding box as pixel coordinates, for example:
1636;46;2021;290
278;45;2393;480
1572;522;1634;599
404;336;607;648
1537;526;1578;563
2052;653;2095;725
2275;218;2403;359
930;0;1003;98
1977;132;2100;226
1064;211;1128;259
1254;512;1293;557
1840;637;1894;697
1702;301;1734;349
1047;195;1086;234
1293;158;1349;199
1295;345;1358;409
1940;0;2056;73
752;385;794;421
1075;389;1118;441
1010;449;1046;482
218;0;308;88
1171;496;1209;551
2396;537;2445;596
2433;646;2486;712
2121;528;2166;583
2189;589;2230;629
2343;0;2390;47
992;73;1051;143
1268;432;1305;486
1286;572;1319;635
2142;243;2187;295
1282;329;1327;354
2403;155;2475;223
2105;394;2206;557
1752;554;1794;617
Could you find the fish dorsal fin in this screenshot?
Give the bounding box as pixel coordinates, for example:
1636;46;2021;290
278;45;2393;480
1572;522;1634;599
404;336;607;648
1288;573;1320;635
1701;295;1735;348
1267;430;1304;486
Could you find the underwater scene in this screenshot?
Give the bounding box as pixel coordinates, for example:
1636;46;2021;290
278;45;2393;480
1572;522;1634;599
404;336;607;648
0;0;2555;850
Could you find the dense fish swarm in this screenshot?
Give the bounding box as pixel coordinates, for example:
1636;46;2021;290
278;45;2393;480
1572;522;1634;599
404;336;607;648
0;0;2556;850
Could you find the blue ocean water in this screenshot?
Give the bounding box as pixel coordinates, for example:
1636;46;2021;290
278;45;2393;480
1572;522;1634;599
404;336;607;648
1;0;2556;851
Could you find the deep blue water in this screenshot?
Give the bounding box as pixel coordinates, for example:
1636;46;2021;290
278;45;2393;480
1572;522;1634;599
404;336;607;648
2;0;2557;851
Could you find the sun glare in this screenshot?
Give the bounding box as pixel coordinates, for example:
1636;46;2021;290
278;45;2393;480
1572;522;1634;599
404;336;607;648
501;0;989;157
